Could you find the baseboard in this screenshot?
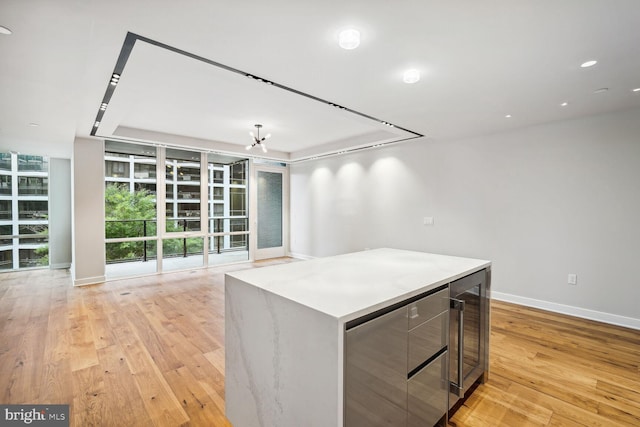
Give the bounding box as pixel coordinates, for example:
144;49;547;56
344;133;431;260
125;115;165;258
287;251;316;260
492;291;640;330
50;262;71;269
73;275;106;286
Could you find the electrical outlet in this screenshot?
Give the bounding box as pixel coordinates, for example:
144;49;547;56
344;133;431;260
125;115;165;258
568;274;577;285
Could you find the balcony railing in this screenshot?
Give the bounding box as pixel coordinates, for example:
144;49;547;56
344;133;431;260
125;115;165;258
105;217;248;264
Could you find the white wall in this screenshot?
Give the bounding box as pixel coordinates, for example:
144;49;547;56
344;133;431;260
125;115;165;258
290;108;640;327
72;137;105;285
48;158;72;268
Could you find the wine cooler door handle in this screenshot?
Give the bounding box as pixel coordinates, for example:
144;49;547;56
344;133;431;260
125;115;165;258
450;297;465;398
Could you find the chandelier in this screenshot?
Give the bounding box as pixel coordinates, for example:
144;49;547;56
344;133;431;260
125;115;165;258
246;124;270;153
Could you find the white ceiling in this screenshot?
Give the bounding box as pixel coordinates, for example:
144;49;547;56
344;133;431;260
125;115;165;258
1;0;639;161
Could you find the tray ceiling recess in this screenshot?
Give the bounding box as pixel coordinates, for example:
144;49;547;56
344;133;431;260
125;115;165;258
91;32;423;163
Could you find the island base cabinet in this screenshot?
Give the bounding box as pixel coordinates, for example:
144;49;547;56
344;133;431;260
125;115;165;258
345;307;408;427
408;351;448;427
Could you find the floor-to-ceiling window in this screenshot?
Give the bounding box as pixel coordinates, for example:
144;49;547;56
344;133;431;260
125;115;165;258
208;157;249;266
0;152;49;270
104;142;249;279
163;149;203;272
104;142;158;278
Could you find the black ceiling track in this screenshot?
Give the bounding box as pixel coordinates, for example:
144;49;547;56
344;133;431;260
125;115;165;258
90;32;424;146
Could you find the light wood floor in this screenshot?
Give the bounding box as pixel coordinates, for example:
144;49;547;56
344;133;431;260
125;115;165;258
1;261;639;426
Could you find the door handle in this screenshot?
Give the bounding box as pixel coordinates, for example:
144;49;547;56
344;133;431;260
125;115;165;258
450;297;465;397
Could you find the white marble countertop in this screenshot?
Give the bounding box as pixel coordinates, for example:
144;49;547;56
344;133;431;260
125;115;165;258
226;248;490;322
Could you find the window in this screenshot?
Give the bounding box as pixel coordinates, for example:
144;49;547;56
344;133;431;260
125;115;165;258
230;187;246;216
0;151;49;270
18;200;48;220
213;186;223;200
17;155;48;172
134;161;156;179
104;143;250;278
0;200;11;220
0;250;12;270
104;142;157;276
18;176;48;196
207;157;249;264
0;153;10;171
135;182;156;195
165;149;201;232
0;224;11;246
0;175;10;195
231;162;246;185
105;160;129;178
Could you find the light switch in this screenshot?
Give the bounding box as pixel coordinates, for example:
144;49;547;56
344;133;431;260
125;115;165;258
423;216;434;226
568;274;577;285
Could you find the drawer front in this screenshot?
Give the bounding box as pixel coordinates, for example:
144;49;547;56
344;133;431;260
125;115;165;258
408;288;449;329
408;311;448;373
408;351;448;427
345;307;408;426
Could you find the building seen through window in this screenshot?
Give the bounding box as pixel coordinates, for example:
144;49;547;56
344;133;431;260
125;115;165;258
0;152;49;270
103;141;249;278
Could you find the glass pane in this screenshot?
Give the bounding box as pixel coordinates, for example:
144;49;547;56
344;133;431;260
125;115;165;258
0;152;49;271
0;200;10;220
257;171;282;249
208;220;249;267
105;241;157;278
18;200;48;219
166;150;200;232
18;176;48;195
0;249;12;270
162;237;203;271
19;224;48;244
105;183;157;238
104;143;157;251
134;161;156;179
17;155;48;172
0;153;11;171
462;285;481;378
19;248;48;268
231;162;246;185
0;175;11;195
105;160;130;178
230;187;246;216
135;182;156;196
0;224;11;236
0;224;11;246
106;240;157;264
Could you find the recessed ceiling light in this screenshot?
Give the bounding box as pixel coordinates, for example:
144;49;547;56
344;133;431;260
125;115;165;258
403;69;420;84
581;60;597;68
633;88;640;92
505;114;512;118
593;88;609;93
561;102;568;107
0;26;12;35
338;29;360;50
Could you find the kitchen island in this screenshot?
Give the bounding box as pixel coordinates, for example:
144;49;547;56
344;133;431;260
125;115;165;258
224;248;490;427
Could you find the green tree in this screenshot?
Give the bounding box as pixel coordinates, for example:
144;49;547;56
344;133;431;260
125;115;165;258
105;184;203;263
105;184;157;262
